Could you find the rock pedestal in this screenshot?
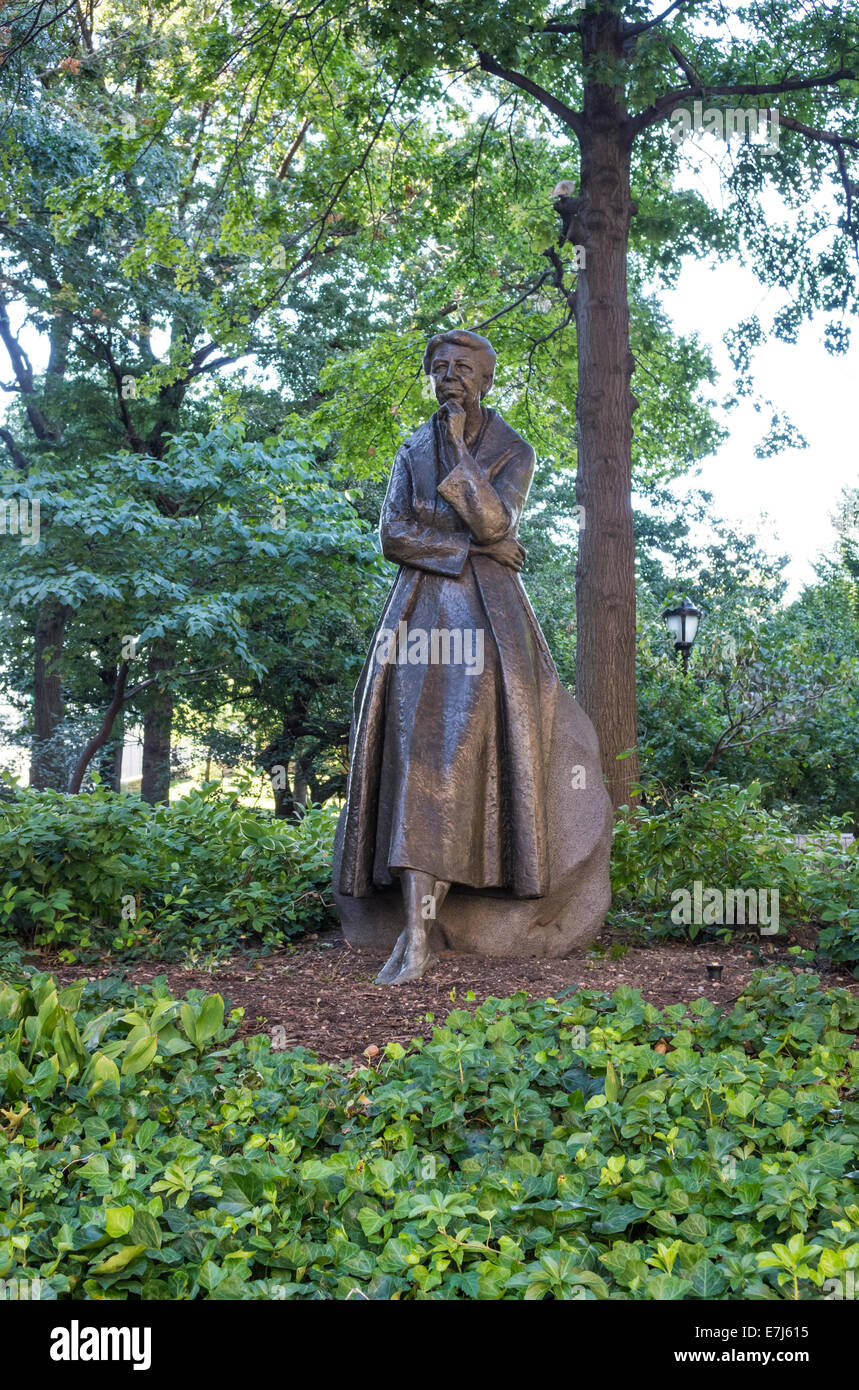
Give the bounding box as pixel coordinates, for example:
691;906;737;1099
332;683;612;959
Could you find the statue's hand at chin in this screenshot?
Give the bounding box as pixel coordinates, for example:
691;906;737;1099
439;399;467;444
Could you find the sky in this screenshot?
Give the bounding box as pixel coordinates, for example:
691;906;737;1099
660;256;858;598
653;132;859;600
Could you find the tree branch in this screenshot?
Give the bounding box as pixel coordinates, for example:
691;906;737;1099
632;67;859;134
774;114;859;151
0;427;30;472
81;328;145;451
704;684;841;769
67;662;130;794
276;115;311;179
625;0;694;38
476;51;585;139
0;301;33;391
0;297;61;441
667;41;702;89
472;268;555;332
124;662;229;703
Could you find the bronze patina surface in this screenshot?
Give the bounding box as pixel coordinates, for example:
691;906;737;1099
335;330;611;983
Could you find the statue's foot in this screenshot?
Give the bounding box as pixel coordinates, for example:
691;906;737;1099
375;931;433;985
384;939;433;985
375;932;407;984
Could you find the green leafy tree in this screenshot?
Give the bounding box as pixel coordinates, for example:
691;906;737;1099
0;425;382;799
354;0;859;805
0;0;400;791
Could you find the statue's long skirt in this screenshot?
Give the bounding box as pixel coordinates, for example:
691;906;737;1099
337;552;559;898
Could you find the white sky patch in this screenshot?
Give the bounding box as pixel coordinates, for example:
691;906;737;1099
656;141;859;598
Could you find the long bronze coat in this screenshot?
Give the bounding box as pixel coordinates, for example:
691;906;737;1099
337;406;561;899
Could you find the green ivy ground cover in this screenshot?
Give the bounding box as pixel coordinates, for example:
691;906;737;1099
1;966;858;1300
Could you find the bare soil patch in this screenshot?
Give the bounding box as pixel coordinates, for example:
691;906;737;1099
41;922;858;1063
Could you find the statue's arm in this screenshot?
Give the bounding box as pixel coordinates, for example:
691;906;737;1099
436;443;535;544
379;446;470;575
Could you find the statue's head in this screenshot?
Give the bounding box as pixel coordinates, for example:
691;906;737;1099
423;329;496;408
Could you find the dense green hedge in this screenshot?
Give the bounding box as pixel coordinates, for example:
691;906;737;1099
611;780;859;968
0;782;336;960
2;966;858;1300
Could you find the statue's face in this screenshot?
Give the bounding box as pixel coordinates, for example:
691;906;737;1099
428;345;491;408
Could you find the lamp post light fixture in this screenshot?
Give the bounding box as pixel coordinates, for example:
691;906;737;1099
662;596;703;674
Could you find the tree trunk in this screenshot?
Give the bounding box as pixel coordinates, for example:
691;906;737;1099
271;775;292;818
261;717;294;817
574;10;640;810
291;758;309;819
110;709;125;792
92;662;125;788
0;298;74;792
30;601;70;790
67;663;129;793
93;724;124;788
141;640;175;804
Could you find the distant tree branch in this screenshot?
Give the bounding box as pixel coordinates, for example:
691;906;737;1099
704;683;841;769
80;328;145;452
124;662;229;703
540;18;584;36
0;427;30;471
185;353;243;381
67;661;130;794
772;115;859;255
6;0;79;71
774;116;859;151
667;41;702;89
472;268;555;331
625;0;695;39
0;296;61;441
0;298;34;392
632;67;859;134
276;115;311;179
476;51;585;139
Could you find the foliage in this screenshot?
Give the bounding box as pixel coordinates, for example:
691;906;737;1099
637;606;858;809
0;423;383;792
627;500;859;819
1;966;858;1300
611;779;859;967
0;781;337;960
0;0;405;794
0;0;394;443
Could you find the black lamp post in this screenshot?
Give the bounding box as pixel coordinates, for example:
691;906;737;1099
662;596;703;674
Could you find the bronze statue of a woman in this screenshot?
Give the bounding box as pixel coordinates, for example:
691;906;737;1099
335;330;611;984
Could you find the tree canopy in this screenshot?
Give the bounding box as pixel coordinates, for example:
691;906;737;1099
0;0;857;814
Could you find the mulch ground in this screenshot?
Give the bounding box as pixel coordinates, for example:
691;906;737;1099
42;921;859;1063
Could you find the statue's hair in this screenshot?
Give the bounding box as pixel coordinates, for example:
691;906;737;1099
422;330;497;395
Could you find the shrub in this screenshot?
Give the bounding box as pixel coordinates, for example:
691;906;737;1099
0;781;338;960
1;966;858;1300
610;779;859;968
